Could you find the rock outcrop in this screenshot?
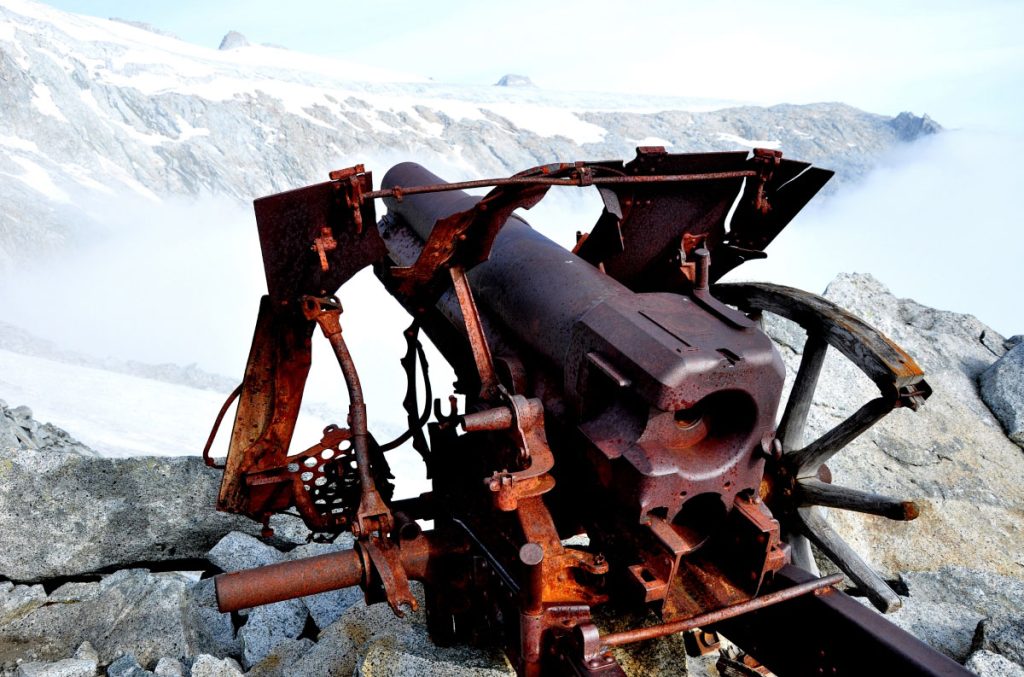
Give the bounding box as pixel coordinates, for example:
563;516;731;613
979;342;1024;447
0;569;189;668
0;402;302;581
889;111;943;142
0;400;95;456
965;651;1024;677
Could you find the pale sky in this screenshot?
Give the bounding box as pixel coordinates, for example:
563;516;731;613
44;0;1024;131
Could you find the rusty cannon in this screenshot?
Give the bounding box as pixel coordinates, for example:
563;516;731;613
205;148;967;675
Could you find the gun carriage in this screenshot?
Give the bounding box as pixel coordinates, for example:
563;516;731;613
206;148;964;675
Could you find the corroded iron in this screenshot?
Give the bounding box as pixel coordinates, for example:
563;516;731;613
206;150;967;676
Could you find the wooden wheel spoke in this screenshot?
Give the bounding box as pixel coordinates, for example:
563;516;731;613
789;397;892;476
783;531;819;575
798;479;919;521
778;333;829;451
797;507;901;613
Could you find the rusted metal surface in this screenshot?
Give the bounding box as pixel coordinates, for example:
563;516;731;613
712;566;973;676
300;295;392;538
254;166;383;303
593;573;843;650
209;150;954;675
217;544;366;612
216;530;438;613
449;265;499;398
202;383;240;469
572;148;833;290
216;297;313;518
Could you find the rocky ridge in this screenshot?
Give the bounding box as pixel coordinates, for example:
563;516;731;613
0;399;306;582
0;321;236;393
0;273;1021;675
0;398;94;456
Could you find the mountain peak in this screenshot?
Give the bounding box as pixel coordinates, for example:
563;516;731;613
218;30;249;50
495;74;535;88
889;111;942;142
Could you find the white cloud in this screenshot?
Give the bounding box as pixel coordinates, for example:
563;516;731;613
730;127;1022;336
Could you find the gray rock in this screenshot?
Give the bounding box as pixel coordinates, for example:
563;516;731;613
289;583;511;677
1005;335;1024;350
354;641;512;677
73;645;98;666
0;570;189;671
980;343;1024;447
974;614;1024;667
888;111;942;142
0;436;281;580
856;567;1024;662
0;582;47;623
205;531;310;668
0;400;94;456
244;638;313;677
286;539;362;629
187;656;243;677
869;596;983;662
238;601;308;670
207;532;285;573
14;658;96;677
180;579;239;659
105;654;149;677
150;659;182;677
770;270;1024;663
966;650;1024;677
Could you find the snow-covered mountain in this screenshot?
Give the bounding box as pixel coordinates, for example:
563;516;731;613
0;0;939;269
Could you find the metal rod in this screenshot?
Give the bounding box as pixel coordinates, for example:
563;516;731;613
798;506;901;613
304;298;392;533
201;383;242;469
361;170;760;202
599;573;844;648
323;328;379;508
519;542;545;616
216;547;365;612
777;333;828;451
449;265;499;399
451;517;520;594
798;479;919;521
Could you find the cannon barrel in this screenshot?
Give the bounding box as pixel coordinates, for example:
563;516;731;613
381;162;628;371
